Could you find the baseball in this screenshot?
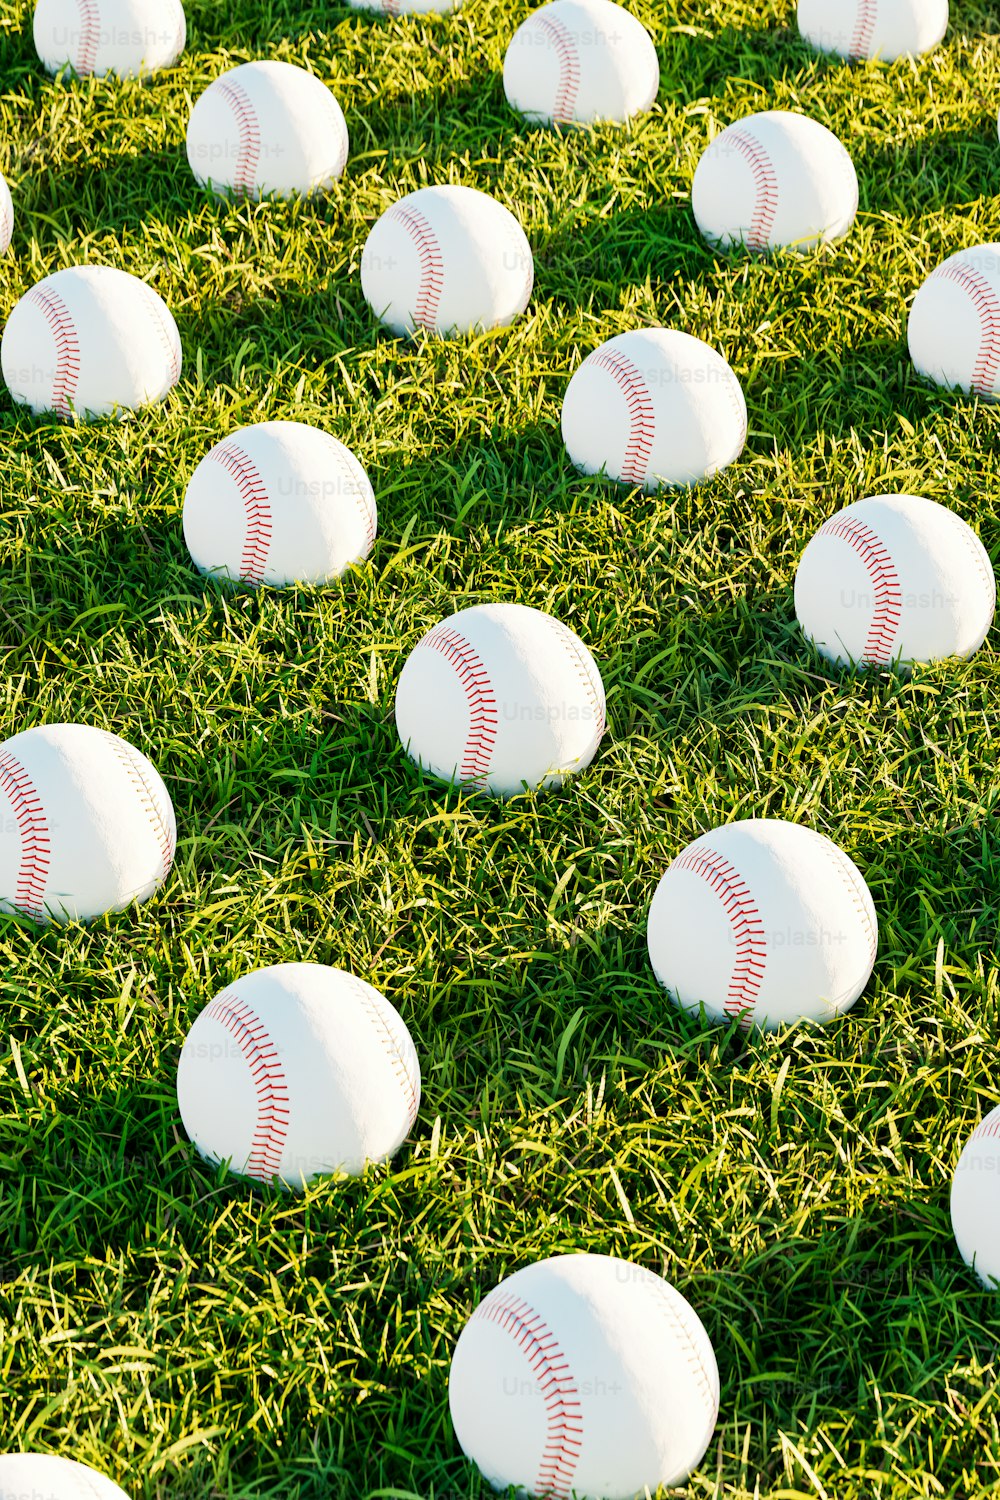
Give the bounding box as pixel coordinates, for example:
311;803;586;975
348;0;461;10
797;0;947;59
908;244;1000;400
951;1103;1000;1287
183;421;376;587
395;602;605;796
33;0;185;76
0;1456;131;1500
177;962;421;1187
449;1253;719;1497
561;327;747;489
0;723;175;924
1;265;181;420
0;172;12;256
647;818;877;1031
187;61;349;199
692;110;858;253
795;494;995;668
361;184;533;337
503;0;659;127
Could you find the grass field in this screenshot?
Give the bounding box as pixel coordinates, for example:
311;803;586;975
1;0;1000;1495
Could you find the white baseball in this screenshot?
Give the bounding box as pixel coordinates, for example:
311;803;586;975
395;602;605;796
797;0;947;58
187;61;349;199
692;110;858;253
561;327;746;489
0;1455;131;1500
795;494;995;668
449;1253;719;1498
361;184;533;337
183;421;376;587
348;0;461;10
33;0;185;76
1;265;181;420
908;244;1000;401
177;962;421;1187
503;0;659;127
951;1103;1000;1287
647;818;877;1031
0;723;175;924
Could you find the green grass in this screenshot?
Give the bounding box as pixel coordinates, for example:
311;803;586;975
0;0;999;1494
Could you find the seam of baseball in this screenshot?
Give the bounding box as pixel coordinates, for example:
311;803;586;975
0;183;12;254
75;0;100;73
584;347;656;486
203;991;291;1179
419;624;498;788
216;78;261;196
849;0;878;58
672;844;766;1025
322;434;377;553
722;365;748;454
933;261;1000;397
98;731;175;885
137;283;181;389
474;1290;583;1499
344;975;419;1131
511;224;535;316
725;128;780;251
819;515;903;663
26;285;81;418
324;93;349;180
938;506;998;614
208;440;273;583
170;0;186;59
0;752;50;920
643;1274;719;1427
548;619;606;742
534;14;581;123
802;831;878;970
385;203;445;330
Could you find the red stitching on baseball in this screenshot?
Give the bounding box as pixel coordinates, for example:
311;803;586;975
204;991;290;1179
534;14;581;122
849;0;878;57
820;515;903;663
972;1114;1000;1143
27;285;81;418
584;347;656;486
931;260;1000;398
216;78;261;196
347;977;419;1130
75;0;100;73
725;128;780;251
209;440;273;583
474;1291;583;1499
0;752;50;920
137;283;181;388
98;731;175;884
550;621;605;741
385;203;445;330
420;624;498;787
672;844;766;1024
